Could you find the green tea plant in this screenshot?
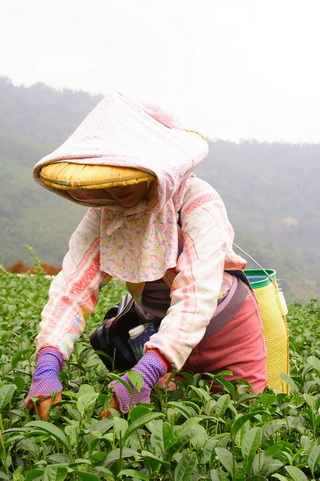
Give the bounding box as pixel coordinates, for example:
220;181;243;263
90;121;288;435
0;270;319;480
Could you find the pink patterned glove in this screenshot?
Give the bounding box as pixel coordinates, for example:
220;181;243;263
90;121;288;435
108;350;168;413
25;347;63;409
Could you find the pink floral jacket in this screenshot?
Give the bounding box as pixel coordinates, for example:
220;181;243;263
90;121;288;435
36;176;246;370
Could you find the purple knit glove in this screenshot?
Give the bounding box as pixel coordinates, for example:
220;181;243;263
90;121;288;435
108;351;167;413
25;347;63;409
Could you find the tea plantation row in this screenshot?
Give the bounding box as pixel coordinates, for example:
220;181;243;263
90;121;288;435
0;271;319;480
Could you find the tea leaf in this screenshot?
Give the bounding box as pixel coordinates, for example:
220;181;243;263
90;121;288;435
89;418;113;434
118;469;148;480
105;448;139;466
308;444;320;476
209;469;220;481
47;455;70;464
129;404;153;422
108;374;133;395
167;401;194;419
114;416;128;440
173;416;202;440
128;371;144;392
174;452;197;480
25;470;44;481
74;472;101;481
215;447;233;475
253;455;284;477
140;450;171;470
284;465;309;481
165;417;202;451
189;424;208;449
231;411;264;438
212;393;230;418
124;411;164;441
262;423;284;440
260;393;276;409
299;436;311;454
279;374;299;393
272;475;290;481
86;467;113;480
78;384;96;396
306;355;320;372
202;438;219;464
76;393;98;415
188;385;211;402
176;371;195;384
25;421;70;450
241;427;262;458
69;459;92;468
303;393;317;411
0;384;16;411
43;465;68;481
12;376;26;393
163;420;172;449
214;376;237;398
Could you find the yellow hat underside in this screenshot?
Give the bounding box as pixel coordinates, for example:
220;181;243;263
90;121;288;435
40;163;155;190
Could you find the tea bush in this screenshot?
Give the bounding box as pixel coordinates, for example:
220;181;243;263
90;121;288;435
0;271;319;480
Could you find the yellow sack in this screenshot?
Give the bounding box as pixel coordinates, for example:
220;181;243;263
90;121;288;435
245;269;290;394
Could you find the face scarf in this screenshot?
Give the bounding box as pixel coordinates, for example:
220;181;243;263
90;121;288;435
33;91;209;282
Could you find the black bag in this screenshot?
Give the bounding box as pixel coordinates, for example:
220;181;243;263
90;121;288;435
90;293;140;371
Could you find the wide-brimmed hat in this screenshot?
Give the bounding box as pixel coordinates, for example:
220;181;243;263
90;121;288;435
39;162;155;190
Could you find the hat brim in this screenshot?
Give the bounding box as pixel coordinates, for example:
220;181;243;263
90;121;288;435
40;162;155;190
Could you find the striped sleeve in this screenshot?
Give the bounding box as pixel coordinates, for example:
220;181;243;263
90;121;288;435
144;177;246;370
36;208;110;362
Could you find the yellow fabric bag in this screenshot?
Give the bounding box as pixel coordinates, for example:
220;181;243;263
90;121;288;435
245;269;290;394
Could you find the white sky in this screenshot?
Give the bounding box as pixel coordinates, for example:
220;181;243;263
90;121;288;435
1;0;320;143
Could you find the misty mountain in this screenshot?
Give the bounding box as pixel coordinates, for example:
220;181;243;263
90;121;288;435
0;78;319;302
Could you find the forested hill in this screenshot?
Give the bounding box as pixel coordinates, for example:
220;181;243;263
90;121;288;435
197;141;320;303
0;78;319;303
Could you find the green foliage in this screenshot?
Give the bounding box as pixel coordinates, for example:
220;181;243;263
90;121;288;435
0;273;320;480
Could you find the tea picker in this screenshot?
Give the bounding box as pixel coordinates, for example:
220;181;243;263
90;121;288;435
26;91;271;418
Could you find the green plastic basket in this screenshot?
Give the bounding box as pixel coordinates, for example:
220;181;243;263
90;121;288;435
244;269;277;289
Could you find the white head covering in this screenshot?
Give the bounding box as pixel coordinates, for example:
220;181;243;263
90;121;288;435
33;91;209;282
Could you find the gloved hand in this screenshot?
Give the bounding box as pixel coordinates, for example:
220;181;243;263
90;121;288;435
25;347;63;420
106;350;168;414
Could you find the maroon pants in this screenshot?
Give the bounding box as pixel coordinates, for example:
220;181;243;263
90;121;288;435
181;287;268;392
